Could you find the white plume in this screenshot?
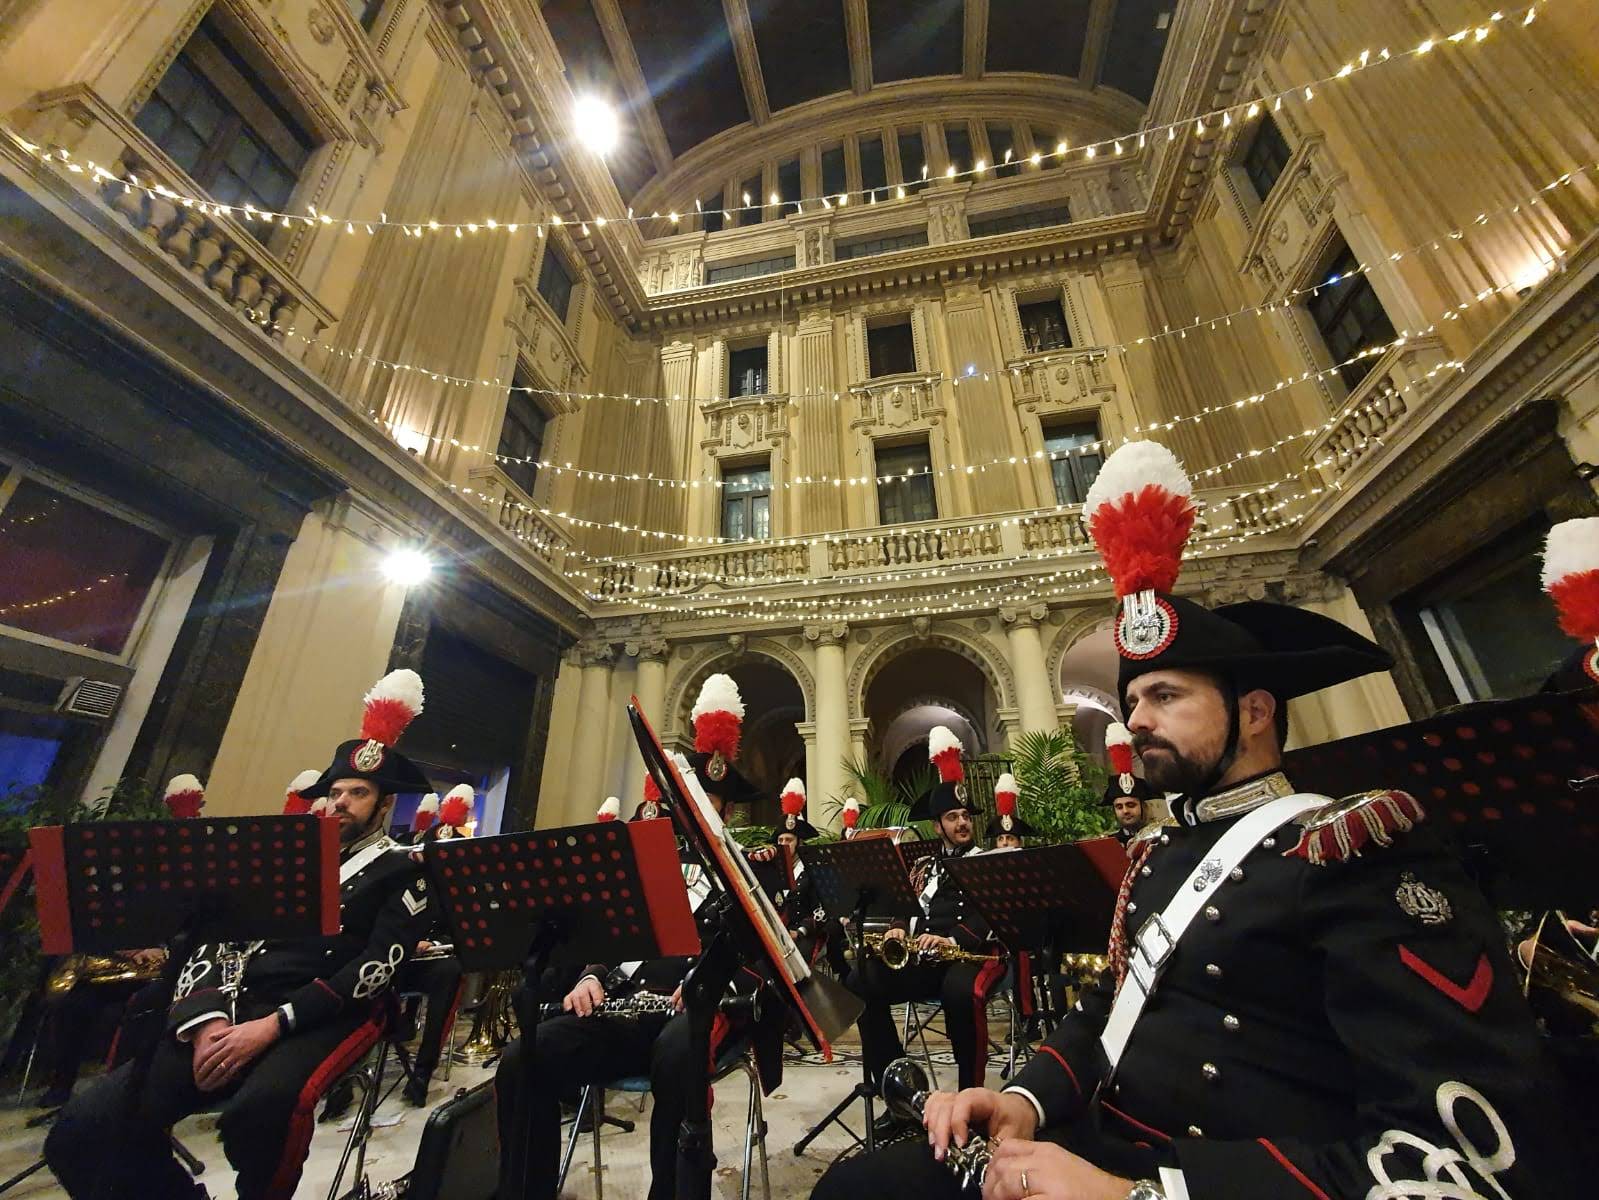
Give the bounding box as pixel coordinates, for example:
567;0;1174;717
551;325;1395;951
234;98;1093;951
363;668;425;715
1541;517;1599;589
1105;722;1134;748
783;777;806;798
445;783;476;812
597;796;621;819
287;769;321;795
417;793;440;813
165;773;204;797
995;772;1018;795
1083;440;1192;521
691;672;745;720
928;725;962;759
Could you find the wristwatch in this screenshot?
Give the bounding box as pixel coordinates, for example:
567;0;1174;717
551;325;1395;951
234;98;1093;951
1126;1182;1165;1200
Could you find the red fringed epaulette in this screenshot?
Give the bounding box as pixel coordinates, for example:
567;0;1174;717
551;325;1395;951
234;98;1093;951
1282;790;1426;865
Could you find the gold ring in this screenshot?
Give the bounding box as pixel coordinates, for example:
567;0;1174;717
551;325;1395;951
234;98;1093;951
1021;1170;1030;1195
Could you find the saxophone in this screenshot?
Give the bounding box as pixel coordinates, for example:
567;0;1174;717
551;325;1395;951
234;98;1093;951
45;951;166;995
863;932;1000;971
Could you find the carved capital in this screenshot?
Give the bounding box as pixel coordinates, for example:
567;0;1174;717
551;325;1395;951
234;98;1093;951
626;637;670;663
803;622;848;648
576;641;616;667
1000;604;1048;629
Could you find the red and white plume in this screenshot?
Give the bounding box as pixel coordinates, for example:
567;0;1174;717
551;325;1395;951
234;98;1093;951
360;669;425;747
163;774;205;820
283;768;320;816
597;796;621;822
691;673;745;773
1542;517;1599;645
412;793;440;833
1083;441;1197;599
780;778;806;830
928;725;964;784
994;773;1019;831
1106;722;1136;790
439;784;475;830
643;775;662;805
841;797;861;832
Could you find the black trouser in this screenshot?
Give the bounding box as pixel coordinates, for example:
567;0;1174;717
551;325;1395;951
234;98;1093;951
848;955;1003;1092
495;1011;705;1200
810;1109;1161;1200
45;1004;372;1200
39;978;143;1093
400;956;463;1082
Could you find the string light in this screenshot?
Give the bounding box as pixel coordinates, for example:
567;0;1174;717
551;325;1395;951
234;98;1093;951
0;573;128;617
251;160;1588;419
1;0;1544;238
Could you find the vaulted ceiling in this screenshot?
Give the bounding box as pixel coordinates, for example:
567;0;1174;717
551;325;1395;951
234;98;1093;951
537;0;1176;201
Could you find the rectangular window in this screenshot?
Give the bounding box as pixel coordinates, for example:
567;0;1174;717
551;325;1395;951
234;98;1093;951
777;158;801;215
1042;421;1104;506
536;247;576;321
497;373;550;499
738;173;763;225
968;205;1073;238
897;128;927;192
0;473;171;656
821;146;848;200
704;253;795;284
728;345;769;397
1241;114;1293;201
1305;239;1397;390
986;122;1019;179
859;135;888;197
944;122;973;176
1018;297;1072;353
834;229;929;261
875;441;937;525
133;17;316;214
721;463;772;541
344;0;385;30
700;190;725;234
1031;126;1060;167
866;316;917;377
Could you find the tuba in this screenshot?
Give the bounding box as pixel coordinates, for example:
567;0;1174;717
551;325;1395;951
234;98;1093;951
453;969;519;1065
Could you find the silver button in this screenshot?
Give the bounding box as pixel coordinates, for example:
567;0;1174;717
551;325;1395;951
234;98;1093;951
1204;905;1221;922
1187;1125;1204;1138
1140;866;1152;877
1223;1014;1240;1032
1159;834;1171;845
1127;902;1138;913
1205;962;1222;979
1201;1062;1220;1082
1229;867;1245;882
1261;836;1276;850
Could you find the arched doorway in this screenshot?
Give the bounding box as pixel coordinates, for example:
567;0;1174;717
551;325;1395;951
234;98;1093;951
863;644;1001;793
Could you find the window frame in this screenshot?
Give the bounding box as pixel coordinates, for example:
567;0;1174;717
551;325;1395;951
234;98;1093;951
859;134;888;197
720;460;774;542
536;245;576;323
496;370;551;500
835;229;929;261
1304;238;1398;392
968;205;1072;239
897;128;927;192
874;439;938;525
1240;114;1293;201
704;254;795;285
865;315;918;378
345;0;386;31
1017;296;1073;354
727;344;770;398
1040;419;1104;507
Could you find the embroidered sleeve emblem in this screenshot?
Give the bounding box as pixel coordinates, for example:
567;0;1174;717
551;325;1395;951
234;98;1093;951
1395;871;1453;926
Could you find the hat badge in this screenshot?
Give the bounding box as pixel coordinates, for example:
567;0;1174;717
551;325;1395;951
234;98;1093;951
1115;593;1179;660
351;739;386;772
785;813;796;830
954;782;968;804
1000;814;1014;832
707;751;728;781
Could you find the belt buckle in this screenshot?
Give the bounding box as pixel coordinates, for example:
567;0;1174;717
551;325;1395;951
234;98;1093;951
1128;912;1175;994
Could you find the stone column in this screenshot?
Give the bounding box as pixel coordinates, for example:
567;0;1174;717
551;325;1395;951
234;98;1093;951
1002;604;1060;737
567;642;616;824
622;636;670;814
805;622;851;820
796;720;820;825
848;718;871;772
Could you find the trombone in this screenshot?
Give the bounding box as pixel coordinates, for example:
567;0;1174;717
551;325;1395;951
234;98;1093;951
863;931;999;971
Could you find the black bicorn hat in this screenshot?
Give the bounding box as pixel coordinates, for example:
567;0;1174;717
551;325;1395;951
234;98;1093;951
772;778;820;842
990;773;1038;839
298;669;432;799
1083;441;1392;708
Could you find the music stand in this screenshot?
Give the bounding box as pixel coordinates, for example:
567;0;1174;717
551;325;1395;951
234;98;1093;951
424;816;700;1200
23;817;341;1200
1284;690;1599;910
0;845;28;920
791;837;923;1156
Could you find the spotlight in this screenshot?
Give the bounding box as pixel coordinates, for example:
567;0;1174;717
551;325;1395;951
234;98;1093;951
382;549;434;586
572;94;619;156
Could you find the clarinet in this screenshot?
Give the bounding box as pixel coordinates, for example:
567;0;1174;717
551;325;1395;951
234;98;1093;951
537;990;762;1021
881;1057;991;1191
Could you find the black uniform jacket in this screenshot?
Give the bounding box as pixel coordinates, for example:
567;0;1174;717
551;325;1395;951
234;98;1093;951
169;830;431;1037
1003;773;1578;1199
899;844;993;953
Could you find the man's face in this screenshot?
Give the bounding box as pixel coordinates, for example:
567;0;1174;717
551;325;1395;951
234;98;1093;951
776;832;799;854
327;779;389;844
937;808;974;849
1112;796;1145;830
1125;669;1234;794
993;833;1022;851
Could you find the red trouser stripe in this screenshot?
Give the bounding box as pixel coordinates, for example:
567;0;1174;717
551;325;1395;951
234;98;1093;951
263;1013;385;1200
967;957;1006;1085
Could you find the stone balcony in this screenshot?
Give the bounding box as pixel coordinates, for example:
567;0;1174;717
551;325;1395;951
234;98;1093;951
19;85;336;358
593;484;1292;605
464;465;575;569
1303;335;1456;484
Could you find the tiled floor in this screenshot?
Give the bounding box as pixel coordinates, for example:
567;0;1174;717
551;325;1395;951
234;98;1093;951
0;1025;988;1200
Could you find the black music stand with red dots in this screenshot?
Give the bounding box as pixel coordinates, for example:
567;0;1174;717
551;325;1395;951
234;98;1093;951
1284;688;1599;910
423;816;700;1200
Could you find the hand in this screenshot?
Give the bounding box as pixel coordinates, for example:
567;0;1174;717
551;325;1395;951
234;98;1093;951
417;940;434;954
670;983;685;1012
915;933;956;953
882;927;908;944
747;846;777;863
126;948;165;967
924;1087;1038;1162
563;976;606;1017
982;1139;1129;1200
1566;919;1597;939
192;1016;279;1093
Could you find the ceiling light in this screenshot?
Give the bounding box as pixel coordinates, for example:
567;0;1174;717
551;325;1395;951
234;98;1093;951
572;94;619;155
382;549;434;587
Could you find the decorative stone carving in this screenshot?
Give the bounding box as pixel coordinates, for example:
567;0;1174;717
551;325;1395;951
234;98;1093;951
699;396;790;454
1000;604;1048;629
803;623;848;648
576;641;616;668
307;5;336;44
803;229;823;267
912;616;932;639
625;637;670;662
728;633;746;653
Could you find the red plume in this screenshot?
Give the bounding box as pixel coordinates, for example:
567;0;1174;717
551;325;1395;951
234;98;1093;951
1105;723;1135;777
781;778;806;820
1543;519;1599;642
643;775;661;804
841;798;860;830
1548;573;1599;642
694;710;742;763
994;772;1018;818
928;726;964;784
439;785;474;829
163;774;205;820
1084;442;1196;598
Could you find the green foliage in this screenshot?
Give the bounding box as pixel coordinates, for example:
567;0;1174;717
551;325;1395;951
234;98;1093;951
830;758;937;840
1009;729;1114;841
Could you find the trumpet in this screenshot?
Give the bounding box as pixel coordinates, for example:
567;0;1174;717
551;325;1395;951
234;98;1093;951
863;932;999;971
881;1057;989;1191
